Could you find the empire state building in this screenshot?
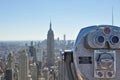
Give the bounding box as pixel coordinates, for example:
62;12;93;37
47;21;55;67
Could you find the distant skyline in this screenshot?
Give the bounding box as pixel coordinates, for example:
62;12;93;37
0;0;120;41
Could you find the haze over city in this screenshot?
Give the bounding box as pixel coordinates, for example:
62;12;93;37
0;0;120;41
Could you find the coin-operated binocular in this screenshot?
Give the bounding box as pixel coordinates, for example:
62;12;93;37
63;25;120;80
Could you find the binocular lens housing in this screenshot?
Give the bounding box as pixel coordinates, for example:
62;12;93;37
97;36;104;43
111;36;119;44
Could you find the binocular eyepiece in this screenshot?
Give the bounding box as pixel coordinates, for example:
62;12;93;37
96;35;119;44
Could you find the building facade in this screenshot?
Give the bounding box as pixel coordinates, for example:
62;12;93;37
19;50;29;80
47;21;55;67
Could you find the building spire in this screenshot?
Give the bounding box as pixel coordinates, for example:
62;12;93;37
50;20;52;30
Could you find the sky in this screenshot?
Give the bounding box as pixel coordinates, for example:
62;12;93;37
0;0;120;41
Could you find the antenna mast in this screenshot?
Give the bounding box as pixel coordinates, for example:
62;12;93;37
112;7;114;25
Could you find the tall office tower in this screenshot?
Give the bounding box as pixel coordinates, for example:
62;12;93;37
29;41;37;63
19;50;30;80
30;63;37;80
6;52;15;80
47;21;55;67
6;52;15;70
64;34;66;44
64;34;66;41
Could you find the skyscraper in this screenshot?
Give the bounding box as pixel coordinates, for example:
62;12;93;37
30;63;37;80
64;34;66;41
47;21;55;67
6;52;15;70
6;52;15;80
64;34;66;44
29;41;37;63
19;50;29;80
